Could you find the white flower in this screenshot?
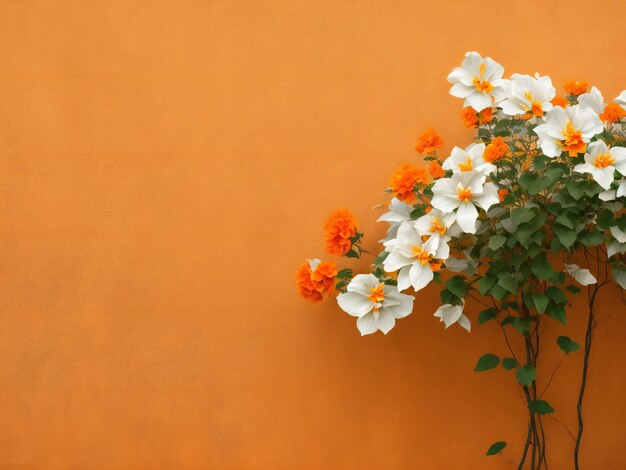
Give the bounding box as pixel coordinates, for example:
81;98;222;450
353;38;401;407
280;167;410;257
599;179;626;201
573;141;626;190
500;73;555;118
383;223;448;292
337;274;414;336
608;240;626;258
610;226;626;244
616;90;626;110
431;171;499;234
434;302;471;332
377;197;413;241
442;143;495;175
534;105;603;158
577;86;606;115
447;52;509;111
414;208;460;253
565;264;597;286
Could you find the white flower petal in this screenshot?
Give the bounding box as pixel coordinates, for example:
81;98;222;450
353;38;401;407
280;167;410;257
565;264;597;286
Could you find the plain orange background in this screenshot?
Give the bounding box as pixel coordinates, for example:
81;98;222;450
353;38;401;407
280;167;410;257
1;1;626;468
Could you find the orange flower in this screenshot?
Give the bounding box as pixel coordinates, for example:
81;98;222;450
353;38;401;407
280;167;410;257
324;209;357;256
498;188;509;203
429;260;442;272
296;260;337;303
551;96;569;108
564;80;588;96
427;160;444;179
599;102;626;123
483;136;508;163
461;106;493;129
415;128;444;154
389;164;430;204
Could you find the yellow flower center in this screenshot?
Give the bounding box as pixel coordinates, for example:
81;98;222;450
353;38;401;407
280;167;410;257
429;218;447;236
458;156;474;171
368;283;385;304
473;77;494;93
522;92;544;117
457;185;473;203
560;122;586;156
593;152;615;168
411;245;432;265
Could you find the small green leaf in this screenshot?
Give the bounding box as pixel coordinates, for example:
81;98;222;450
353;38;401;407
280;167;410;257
497;272;517;294
337;268;353;279
502;358;518;370
488;235;507;251
486;441;507;456
345;249;360;259
475;353;500;372
512;317;532;335
516;365;537;387
557;336;581;354
446;276;467;299
546;286;566;305
531;254;555;281
566;285;581;295
478;308;498;325
477;275;498;296
554;225;576;249
511;207;534;225
528;399;554;414
372;251;389;266
546;304;567;324
532;294;550;314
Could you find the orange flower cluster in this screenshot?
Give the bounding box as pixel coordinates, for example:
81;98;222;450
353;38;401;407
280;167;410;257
599;103;626;123
498;188;509;203
415;128;444;154
483;136;508;163
296;260;337;303
551;96;569;108
389;163;430;204
324;209;357;256
564;80;588;96
427;160;444;179
461;106;493;129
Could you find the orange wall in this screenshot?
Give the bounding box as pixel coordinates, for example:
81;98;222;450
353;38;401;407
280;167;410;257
1;1;625;468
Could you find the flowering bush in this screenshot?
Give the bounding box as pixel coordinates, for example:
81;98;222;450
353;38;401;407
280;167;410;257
297;51;626;468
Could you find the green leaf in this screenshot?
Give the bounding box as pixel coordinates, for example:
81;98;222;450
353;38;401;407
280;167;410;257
546;286;566;305
372;251;389;266
528;399;554;414
477;275;498;296
566;285;581;295
557;336;581;354
337;268;353;279
511;207;534;225
512;317;532;335
478;308;498;325
410;207;425;219
345;249;360;259
531;254;555;281
532;294;550;314
566;181;586;200
488;235;507;251
555;212;575;229
546;304;567;324
446;276;467;299
502;358;518;370
475;353;500;372
553;225;576;249
516;365;537;387
486;441;507;456
497;272;517;294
